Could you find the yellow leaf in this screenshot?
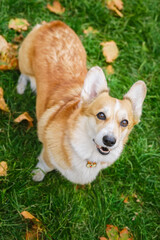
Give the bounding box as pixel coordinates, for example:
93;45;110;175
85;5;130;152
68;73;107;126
0;161;8;176
0;35;9;52
14;112;33;129
21;211;40;222
123;196;129;203
101;40;119;63
0;35;18;70
105;65;114;75
83;26;98;35
119;227;133;240
8;18;30;32
47;1;65;15
106;0;123;17
0;87;10;112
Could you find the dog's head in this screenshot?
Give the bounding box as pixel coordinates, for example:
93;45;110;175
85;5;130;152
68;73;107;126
77;66;147;159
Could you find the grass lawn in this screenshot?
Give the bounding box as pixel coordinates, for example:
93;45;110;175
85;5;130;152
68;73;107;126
0;0;160;239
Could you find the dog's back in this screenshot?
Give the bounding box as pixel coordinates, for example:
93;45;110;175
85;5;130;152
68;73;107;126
18;21;87;119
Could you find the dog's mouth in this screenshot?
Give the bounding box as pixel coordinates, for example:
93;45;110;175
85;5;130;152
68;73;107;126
93;139;110;155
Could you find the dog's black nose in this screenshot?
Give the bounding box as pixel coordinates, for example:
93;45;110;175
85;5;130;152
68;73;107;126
103;135;116;147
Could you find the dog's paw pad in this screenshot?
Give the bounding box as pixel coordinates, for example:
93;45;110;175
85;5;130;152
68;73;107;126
32;169;45;182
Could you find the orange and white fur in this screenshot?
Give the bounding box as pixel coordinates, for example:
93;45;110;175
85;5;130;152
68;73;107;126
17;21;147;184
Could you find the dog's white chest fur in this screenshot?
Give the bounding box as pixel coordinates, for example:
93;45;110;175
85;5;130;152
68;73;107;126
48;150;105;184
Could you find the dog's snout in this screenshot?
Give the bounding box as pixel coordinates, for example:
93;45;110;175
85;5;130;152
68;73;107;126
103;135;116;147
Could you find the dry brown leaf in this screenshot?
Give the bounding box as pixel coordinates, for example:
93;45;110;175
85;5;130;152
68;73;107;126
21;211;43;240
119;227;133;240
47;1;65;15
0;36;9;52
83;26;98;35
106;0;123;17
0;36;18;70
14;112;33;129
21;211;40;222
0;161;8;176
8;18;30;32
75;184;85;191
0;87;10;112
101;40;119;63
99;237;108;240
13;34;24;43
124;196;129;203
26;226;42;240
105;65;114;75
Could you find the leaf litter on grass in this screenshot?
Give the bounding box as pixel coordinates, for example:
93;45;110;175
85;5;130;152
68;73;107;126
101;40;119;63
83;26;98;35
8;18;30;32
106;0;124;17
0;35;18;70
100;224;133;240
0;161;8;176
21;211;43;240
47;1;65;15
0;87;10;112
105;65;114;75
14;112;33;129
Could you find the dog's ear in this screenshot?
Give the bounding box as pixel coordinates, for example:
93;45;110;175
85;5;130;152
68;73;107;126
81;66;108;103
124;81;147;122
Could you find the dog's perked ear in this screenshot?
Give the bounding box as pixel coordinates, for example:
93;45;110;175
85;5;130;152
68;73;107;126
81;66;108;103
124;81;147;123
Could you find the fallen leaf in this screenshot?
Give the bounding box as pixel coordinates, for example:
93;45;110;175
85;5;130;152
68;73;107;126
8;18;30;32
124;196;129;204
0;87;10;112
132;193;138;199
99;237;108;240
21;211;43;240
14;112;33;129
105;65;114;75
83;26;98;35
26;226;42;240
0;161;8;176
100;40;119;63
106;0;123;17
21;211;40;222
0;36;9;52
47;1;65;15
13;34;24;43
106;225;119;240
119;228;133;240
75;184;85;191
0;36;18;70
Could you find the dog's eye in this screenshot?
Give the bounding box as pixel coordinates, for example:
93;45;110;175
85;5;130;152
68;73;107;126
97;112;106;120
120;119;128;127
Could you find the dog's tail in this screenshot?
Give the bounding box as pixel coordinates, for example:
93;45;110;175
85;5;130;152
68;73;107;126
17;74;36;94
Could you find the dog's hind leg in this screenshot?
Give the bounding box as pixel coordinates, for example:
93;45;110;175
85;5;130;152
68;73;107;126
17;74;29;94
32;148;54;182
17;74;36;94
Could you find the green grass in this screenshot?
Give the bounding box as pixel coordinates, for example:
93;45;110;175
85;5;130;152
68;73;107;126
0;0;160;239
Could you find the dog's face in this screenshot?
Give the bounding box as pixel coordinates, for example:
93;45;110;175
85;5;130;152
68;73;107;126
78;66;147;159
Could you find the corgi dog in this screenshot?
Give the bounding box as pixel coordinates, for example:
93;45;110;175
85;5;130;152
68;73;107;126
17;21;147;185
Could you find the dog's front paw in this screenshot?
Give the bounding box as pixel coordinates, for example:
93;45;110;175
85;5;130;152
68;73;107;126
32;168;45;182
